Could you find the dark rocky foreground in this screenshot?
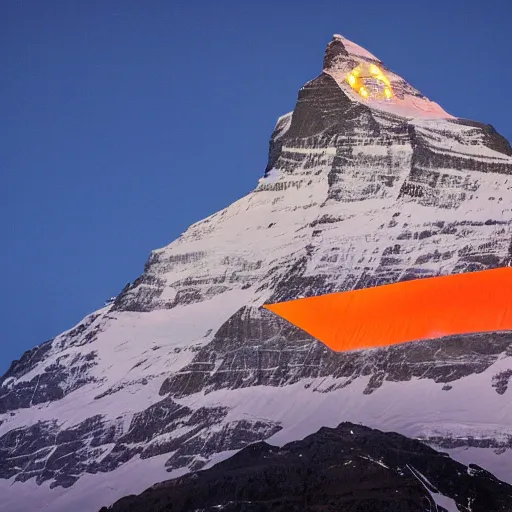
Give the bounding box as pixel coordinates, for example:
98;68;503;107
100;422;512;512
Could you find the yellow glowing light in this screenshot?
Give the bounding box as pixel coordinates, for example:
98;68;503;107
346;63;394;100
376;74;391;86
369;64;381;75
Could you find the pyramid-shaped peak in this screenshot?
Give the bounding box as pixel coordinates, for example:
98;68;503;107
321;34;452;120
323;34;380;70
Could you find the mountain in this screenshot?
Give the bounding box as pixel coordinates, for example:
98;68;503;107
101;422;512;512
1;34;512;512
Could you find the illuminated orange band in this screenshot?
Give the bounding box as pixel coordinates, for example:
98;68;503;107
264;267;512;352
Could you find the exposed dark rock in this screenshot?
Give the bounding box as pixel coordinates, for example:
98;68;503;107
100;422;512;512
160;306;512;399
165;419;282;472
0;393;280;489
422;434;512;451
286;73;375;139
0;351;98;414
492;369;512;395
53;313;103;349
0;339;53;384
322;34;350;70
454;119;512;156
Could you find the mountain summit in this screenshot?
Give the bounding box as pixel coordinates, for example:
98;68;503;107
322;34;452;119
1;36;512;512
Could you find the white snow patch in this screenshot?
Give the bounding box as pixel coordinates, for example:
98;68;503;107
407;465;459;512
358;455;389;469
335;35;379;61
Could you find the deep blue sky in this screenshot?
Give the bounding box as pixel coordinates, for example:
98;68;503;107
2;0;511;374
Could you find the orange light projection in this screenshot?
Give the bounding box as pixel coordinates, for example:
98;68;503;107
264;268;512;352
346;63;393;100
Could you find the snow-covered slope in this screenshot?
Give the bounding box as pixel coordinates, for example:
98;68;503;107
1;35;512;512
325;34;453;120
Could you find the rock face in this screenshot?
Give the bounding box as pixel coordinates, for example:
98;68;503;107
1;35;512;512
101;422;512;512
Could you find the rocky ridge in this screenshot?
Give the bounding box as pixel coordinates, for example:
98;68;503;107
101;422;512;512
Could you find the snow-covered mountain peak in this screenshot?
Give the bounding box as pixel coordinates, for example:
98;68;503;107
322;34;453;120
1;34;512;512
327;34;380;63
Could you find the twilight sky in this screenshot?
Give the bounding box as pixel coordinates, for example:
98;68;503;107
2;0;511;374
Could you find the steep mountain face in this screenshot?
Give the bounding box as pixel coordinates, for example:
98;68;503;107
1;35;512;512
102;422;512;512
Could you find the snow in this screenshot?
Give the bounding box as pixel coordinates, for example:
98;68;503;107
173;353;512;487
407;465;460;512
414;119;512;162
358;455;389;469
325;36;454;120
0;453;174;512
273;112;292;140
1;33;511;511
0;288;256;436
335;35;379;61
281;145;337;155
336;75;453;120
259;167;280;184
448;447;512;486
